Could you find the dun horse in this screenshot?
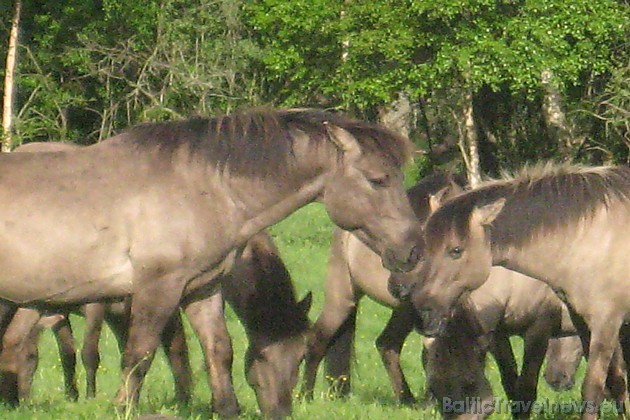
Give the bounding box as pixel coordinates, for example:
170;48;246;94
422;267;578;419
396;163;630;419
303;173;581;417
0;109;420;414
7;231;310;418
544;335;584;392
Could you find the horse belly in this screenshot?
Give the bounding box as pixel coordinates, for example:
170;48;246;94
0;220;134;305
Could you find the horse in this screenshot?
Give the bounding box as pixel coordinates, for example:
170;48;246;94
3;141;192;406
7;231;311;418
395;163;630;419
0;108;420;414
302;173;464;403
422;267;578;419
544;335;584;392
302;173;581;417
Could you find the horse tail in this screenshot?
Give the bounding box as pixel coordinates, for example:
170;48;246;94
324;305;358;398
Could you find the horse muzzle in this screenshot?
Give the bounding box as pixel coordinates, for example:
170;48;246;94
383;244;420;273
417;308;448;337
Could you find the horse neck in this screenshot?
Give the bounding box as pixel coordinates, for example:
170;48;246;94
227;170;327;243
492;219;603;293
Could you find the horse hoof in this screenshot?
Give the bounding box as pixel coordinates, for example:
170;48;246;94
212;401;241;418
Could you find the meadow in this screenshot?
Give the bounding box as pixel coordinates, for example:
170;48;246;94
0;203;604;419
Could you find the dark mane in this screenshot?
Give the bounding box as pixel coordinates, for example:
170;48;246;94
407;172;467;222
122;108;412;178
242;235;309;339
428;164;630;250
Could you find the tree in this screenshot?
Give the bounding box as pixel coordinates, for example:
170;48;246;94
2;0;21;152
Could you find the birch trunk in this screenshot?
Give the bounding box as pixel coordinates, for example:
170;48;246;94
377;92;413;139
2;0;21;153
541;69;574;158
458;88;482;188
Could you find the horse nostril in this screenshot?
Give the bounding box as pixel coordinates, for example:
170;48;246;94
408;245;421;266
388;280;411;300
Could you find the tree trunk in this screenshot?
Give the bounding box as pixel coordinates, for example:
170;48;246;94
457;88;482;188
2;0;21;153
541;69;574;159
377;92;413;139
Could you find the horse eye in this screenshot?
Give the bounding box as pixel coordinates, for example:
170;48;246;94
368;175;389;188
448;246;463;259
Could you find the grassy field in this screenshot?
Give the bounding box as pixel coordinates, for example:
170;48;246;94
0;203;607;419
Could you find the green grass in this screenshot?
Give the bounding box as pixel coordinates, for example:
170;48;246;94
0;203;609;419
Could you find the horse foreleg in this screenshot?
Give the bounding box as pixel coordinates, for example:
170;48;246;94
375;306;415;405
51;315;79;401
489;333;519;403
580;318;624;420
184;292;240;418
160;310;193;405
302;304;358;401
604;343;628;416
81;302;106;399
114;277;185;409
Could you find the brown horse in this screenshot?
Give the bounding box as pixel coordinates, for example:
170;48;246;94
397;163;630;419
0;108;420;413
8;231;310;418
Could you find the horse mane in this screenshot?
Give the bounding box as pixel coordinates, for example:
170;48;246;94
121;108;412;178
407;172;467;222
243;234;310;339
429;162;630;250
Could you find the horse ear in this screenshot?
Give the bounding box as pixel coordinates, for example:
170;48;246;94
472;198;506;226
325;123;361;160
298;291;313;315
428;186;450;214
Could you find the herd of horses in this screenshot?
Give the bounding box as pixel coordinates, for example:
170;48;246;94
0;107;627;419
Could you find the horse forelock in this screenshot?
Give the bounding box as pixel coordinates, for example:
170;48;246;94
122;108;412;178
430;163;630;251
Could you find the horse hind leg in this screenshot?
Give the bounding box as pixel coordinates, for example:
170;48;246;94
160;309;193;405
51;315;79;401
16;318;41;401
81;302;106;399
375;306;415;405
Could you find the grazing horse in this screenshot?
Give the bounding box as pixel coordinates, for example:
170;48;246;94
0;108;420;414
544;336;584;392
395;163;630;419
422;267;578;419
8;231;311;418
